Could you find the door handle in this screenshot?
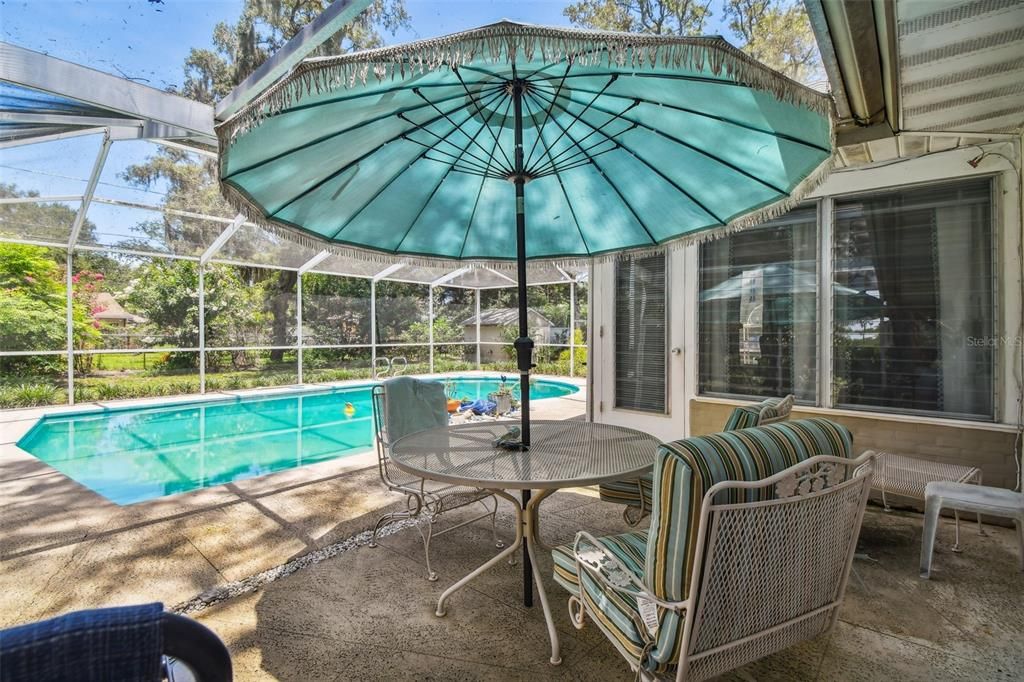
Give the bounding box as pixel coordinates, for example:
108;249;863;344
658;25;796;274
670;347;682;355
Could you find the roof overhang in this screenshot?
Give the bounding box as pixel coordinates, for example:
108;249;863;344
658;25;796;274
806;0;1024;162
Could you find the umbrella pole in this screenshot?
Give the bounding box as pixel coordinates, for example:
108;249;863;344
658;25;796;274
511;78;535;608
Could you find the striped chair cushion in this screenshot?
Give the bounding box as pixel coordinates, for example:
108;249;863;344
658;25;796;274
551;530;648;596
722;395;793;431
551;531;650;663
598;396;793;512
597;473;653;508
641;418;853;671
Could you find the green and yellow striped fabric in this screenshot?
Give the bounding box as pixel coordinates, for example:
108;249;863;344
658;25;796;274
597;397;792;513
721;396;790;431
556;418;852;674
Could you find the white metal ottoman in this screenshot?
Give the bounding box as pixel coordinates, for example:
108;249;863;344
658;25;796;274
872;452;985;549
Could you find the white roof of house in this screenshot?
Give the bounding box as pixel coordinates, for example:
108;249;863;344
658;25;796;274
460;308;555;327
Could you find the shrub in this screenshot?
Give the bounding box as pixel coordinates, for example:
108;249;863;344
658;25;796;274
0;383;64;408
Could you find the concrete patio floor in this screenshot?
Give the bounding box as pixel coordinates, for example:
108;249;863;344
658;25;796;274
1;378;1021;680
183;493;1022;682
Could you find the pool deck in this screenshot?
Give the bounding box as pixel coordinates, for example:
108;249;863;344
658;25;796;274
0;372;587;625
2;375;1022;680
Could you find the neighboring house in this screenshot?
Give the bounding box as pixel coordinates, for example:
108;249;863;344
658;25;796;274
91;292;148;350
91;292;147;326
460;307;559;345
589;0;1024;491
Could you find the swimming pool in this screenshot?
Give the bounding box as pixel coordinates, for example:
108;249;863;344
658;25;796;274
16;377;578;505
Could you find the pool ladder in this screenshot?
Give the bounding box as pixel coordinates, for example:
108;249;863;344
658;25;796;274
373;356;408;379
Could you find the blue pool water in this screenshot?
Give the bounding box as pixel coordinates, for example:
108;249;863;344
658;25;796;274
17;377;578;505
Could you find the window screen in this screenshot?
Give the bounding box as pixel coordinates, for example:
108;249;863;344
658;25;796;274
832;178;994;419
615;254;666;412
698;207;818;401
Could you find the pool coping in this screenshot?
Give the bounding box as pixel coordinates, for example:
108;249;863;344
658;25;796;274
1;372;585;446
9;373;582;507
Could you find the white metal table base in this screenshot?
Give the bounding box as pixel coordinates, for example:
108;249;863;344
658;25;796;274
434;487;562;665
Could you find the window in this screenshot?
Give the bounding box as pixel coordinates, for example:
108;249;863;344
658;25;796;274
615;254;666;412
698;207;818;401
833;179;994;419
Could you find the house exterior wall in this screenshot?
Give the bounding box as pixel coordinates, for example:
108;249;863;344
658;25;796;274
590;141;1023;491
690;398;1020;491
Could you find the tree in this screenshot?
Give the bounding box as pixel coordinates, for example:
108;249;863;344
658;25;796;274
0;243;99;375
121;1;409;362
564;0;713;35
180;0;410;104
563;0;822;85
723;0;820;83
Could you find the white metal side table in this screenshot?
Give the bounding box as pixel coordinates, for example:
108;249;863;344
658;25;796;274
873;451;984;550
390;419;660;665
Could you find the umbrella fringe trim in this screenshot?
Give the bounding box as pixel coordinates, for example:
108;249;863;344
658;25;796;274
216;145;836;274
216;22;831;147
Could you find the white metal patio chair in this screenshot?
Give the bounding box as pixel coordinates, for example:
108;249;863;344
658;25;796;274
598;394;795;526
368;379;504;581
554;418;873;680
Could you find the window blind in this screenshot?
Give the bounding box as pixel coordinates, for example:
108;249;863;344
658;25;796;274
832;178;994;419
697;207;818;401
614;254;667;413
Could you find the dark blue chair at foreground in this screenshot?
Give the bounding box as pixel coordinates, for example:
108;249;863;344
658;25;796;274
0;603;231;682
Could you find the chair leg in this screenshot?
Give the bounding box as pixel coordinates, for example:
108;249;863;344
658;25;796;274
485;497;505;549
368;509;408;548
622;504;645;527
920;499;942;579
974;472;986;536
882;489;892;513
1016;519;1023;572
415;514;439;582
952;510;963;553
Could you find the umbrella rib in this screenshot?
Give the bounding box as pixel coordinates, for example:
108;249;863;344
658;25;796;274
250;90;503;219
534;90;792;196
266;79;496;119
528;75;618;176
456;94;515;260
456;172;490;260
399;108;511;176
391;84;513;254
524;90;661;246
326;88;508;240
410;143;503;176
526;98;640;177
412;87;514;176
523;62;572;172
561;86;829;152
520;94;590;256
528;90;733;226
222;88;493;181
453;68;514;172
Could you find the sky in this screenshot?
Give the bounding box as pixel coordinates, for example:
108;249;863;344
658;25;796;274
0;0;732;224
1;1;733;91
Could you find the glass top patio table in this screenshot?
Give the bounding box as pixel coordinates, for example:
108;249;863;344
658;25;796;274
389;419;660;666
389;420;660;490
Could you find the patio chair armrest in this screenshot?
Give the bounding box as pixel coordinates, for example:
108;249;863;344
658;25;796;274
571;531;686;612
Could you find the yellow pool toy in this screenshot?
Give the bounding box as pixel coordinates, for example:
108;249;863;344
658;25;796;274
343;402;356;418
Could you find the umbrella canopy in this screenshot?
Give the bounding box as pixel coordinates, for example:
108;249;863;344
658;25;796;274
217;21;833;264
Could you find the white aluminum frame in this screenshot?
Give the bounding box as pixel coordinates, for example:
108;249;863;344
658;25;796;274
0;41;591;408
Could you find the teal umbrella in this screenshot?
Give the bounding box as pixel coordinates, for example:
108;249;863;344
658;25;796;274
217;20;833;605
